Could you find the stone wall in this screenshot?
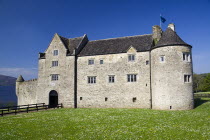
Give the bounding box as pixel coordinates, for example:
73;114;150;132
36;34;75;108
16;79;37;105
77;48;151;108
151;46;194;110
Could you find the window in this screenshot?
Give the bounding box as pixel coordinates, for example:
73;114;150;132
80;97;83;100
52;61;58;67
88;59;94;65
160;56;165;62
183;52;191;62
88;76;96;84
51;74;59;81
53;50;58;56
127;74;137;82
100;60;104;64
108;75;115;83
128;54;135;61
184;75;191;83
105;97;108;101
146;60;149;65
133;97;137;102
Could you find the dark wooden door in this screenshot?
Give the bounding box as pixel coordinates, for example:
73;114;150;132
49;90;58;108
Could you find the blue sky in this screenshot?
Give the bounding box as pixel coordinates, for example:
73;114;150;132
0;0;209;79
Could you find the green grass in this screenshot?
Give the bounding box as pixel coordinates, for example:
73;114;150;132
195;92;210;94
0;99;210;140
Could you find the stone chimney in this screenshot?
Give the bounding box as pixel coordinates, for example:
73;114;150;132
152;25;162;45
168;23;175;31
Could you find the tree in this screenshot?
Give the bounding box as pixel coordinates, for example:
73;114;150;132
193;73;210;92
193;73;203;92
202;73;210;92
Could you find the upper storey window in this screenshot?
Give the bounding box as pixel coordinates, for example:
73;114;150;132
100;60;104;64
127;74;137;82
184;75;191;83
183;52;191;62
53;50;58;56
52;61;58;67
128;54;135;62
160;55;165;62
51;74;59;81
88;76;96;84
108;75;115;83
88;59;94;65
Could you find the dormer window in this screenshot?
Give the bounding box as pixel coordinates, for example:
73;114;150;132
53;50;58;56
128;54;135;61
183;52;191;62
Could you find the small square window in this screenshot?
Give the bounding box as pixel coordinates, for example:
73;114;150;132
88;76;96;84
183;52;191;62
100;60;104;64
160;56;165;62
53;50;58;56
88;59;94;65
184;75;191;83
128;54;135;61
108;75;115;83
105;97;108;101
133;97;137;102
80;97;82;100
146;60;149;65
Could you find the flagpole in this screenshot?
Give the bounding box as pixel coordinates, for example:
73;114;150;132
160;14;161;28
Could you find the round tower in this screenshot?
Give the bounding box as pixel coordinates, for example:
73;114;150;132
151;24;194;110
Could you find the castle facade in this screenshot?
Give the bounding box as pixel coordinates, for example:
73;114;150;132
16;24;194;110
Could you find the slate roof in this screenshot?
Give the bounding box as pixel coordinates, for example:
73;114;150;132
59;35;84;55
79;34;153;56
154;28;191;49
16;75;24;82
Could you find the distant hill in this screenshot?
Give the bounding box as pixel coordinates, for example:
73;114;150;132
0;75;16;86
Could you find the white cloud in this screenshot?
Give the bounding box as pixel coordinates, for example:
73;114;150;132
0;68;38;80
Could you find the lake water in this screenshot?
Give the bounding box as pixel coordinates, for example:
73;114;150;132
0;86;17;105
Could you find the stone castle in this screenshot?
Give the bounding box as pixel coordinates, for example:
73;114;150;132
16;24;194;110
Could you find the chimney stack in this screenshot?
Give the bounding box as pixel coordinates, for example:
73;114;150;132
152;25;162;45
168;23;175;31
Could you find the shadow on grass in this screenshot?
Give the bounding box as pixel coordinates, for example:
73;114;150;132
194;98;210;108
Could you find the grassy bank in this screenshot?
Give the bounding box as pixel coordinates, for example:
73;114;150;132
0;99;209;140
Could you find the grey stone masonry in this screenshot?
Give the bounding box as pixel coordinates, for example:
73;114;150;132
16;23;194;110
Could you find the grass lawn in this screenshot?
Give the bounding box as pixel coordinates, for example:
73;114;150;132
0;99;210;140
194;92;210;94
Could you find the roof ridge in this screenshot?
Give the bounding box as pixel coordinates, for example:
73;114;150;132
59;35;83;40
89;34;152;42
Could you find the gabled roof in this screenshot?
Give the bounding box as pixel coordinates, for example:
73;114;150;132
154;28;191;49
59;35;84;55
79;34;153;56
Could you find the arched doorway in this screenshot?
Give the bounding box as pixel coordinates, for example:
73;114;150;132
49;90;58;108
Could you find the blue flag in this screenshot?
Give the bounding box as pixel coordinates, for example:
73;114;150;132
160;16;166;23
